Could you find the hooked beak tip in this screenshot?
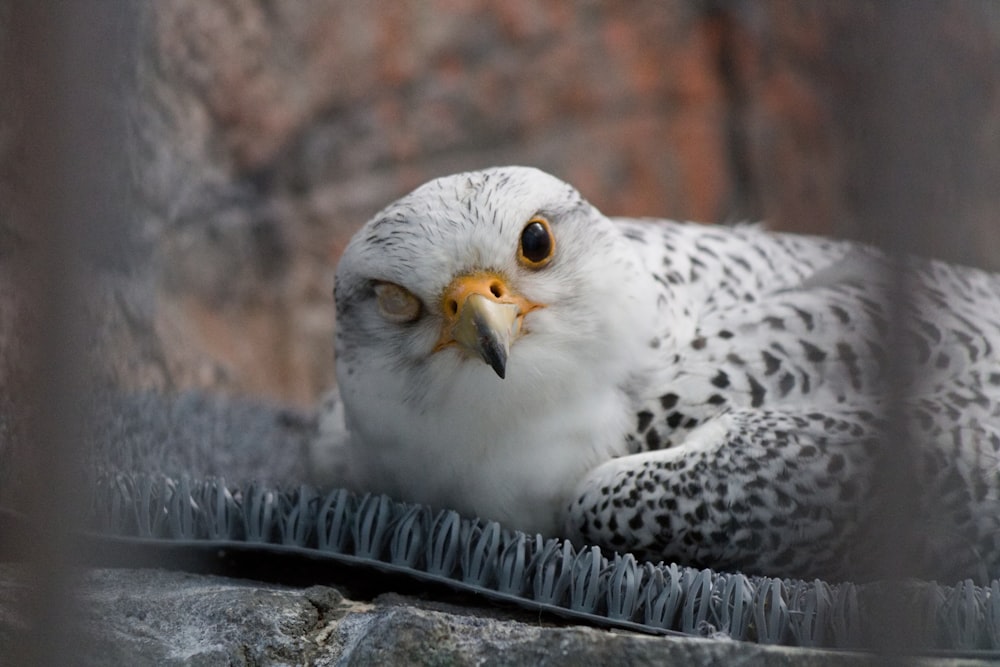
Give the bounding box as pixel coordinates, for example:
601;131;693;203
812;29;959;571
450;292;517;379
471;300;511;379
482;340;508;379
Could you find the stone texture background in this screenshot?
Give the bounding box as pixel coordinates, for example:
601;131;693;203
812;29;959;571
3;0;1000;409
4;566;995;666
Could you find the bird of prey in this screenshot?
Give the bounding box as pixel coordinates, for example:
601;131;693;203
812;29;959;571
314;166;1000;582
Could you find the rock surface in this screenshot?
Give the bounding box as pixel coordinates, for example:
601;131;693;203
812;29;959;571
5;1;999;406
3;564;990;666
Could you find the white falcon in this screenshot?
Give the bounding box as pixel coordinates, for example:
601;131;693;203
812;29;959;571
314;166;1000;582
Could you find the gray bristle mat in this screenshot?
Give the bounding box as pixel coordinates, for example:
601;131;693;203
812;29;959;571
86;472;1000;653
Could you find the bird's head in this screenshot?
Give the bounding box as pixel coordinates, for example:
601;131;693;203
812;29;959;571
332;166;650;450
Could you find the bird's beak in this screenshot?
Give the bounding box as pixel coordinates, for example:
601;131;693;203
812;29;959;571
434;272;544;378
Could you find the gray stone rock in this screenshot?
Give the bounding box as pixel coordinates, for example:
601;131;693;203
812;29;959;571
0;565;992;666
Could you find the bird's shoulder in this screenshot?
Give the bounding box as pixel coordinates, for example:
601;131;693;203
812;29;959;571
608;218;858;302
608;218;1000;457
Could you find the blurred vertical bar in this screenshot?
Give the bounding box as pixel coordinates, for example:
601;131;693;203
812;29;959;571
864;2;945;657
4;1;133;663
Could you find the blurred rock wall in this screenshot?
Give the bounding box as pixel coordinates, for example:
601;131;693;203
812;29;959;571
3;0;999;407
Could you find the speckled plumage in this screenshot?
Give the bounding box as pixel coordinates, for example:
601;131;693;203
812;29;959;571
317;166;1000;583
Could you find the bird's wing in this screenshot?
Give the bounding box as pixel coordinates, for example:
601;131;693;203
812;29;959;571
566;406;883;581
582;222;1000;581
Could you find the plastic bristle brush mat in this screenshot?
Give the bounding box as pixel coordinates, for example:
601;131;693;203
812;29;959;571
40;472;1000;655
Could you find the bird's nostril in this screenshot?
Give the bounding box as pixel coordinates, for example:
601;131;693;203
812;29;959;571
447;298;459;316
490;282;504;298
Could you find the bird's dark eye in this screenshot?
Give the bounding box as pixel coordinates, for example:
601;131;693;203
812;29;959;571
518;217;555;268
